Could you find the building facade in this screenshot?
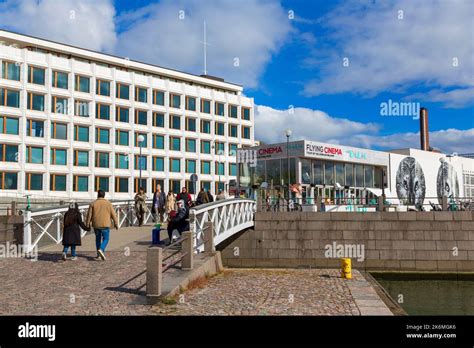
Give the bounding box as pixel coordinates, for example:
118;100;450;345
238;140;474;209
0;30;254;200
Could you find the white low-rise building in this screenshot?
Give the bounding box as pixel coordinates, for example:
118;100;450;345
0;30;254;200
238;140;474;210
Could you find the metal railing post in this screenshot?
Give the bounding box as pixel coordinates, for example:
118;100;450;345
188;210;196;247
146;246;162;301
181;231;194;270
203;221;215;254
442;196;448;211
56;214;61;242
23;210;32;253
378;196;384;212
117;208;120;228
316;196;322;212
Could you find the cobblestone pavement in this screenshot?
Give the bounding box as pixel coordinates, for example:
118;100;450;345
0;250;383;316
153;269;361;315
0;251;153;315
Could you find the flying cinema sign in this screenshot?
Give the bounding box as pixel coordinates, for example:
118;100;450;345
305;143;343;158
256;142;305;159
258;146;283;156
304;140;389;165
256;145;284;159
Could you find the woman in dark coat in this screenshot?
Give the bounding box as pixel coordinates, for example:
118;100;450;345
166;200;189;244
62;202;90;261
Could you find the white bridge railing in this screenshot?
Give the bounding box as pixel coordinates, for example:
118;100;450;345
189;198;256;252
20;198;256;254
22;200;153;253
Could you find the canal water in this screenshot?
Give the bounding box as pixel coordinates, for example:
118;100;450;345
373;274;474;315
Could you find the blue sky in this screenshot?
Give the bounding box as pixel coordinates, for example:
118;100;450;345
1;0;473;153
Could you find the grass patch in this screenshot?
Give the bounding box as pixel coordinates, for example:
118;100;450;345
161;297;177;305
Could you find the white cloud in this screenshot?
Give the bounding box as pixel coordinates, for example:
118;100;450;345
404;87;474;109
255;105;474;154
255;105;380;144
0;0;292;88
303;0;474;107
350;129;474;155
0;0;117;52
115;0;292;88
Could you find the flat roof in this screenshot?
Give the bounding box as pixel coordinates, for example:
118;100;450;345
246;140;474;165
0;29;243;92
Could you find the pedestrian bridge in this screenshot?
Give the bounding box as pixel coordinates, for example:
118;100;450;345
18;198;256;253
189;198;256;252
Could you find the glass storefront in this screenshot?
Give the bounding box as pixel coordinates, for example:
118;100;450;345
243;158;296;189
313;160;323;185
240;155;386;204
324;162;334;185
345;163;354;186
301;159;311;185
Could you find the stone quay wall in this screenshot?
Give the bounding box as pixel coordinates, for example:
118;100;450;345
220;211;474;272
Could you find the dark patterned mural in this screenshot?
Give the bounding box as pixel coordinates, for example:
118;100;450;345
396;157;426;209
436;161;459;204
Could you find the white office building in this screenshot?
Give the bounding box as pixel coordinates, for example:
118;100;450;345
0;30;254;200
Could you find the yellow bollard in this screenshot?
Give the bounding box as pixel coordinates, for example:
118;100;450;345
341;258;352;279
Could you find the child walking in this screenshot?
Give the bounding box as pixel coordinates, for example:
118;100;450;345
62;202;90;260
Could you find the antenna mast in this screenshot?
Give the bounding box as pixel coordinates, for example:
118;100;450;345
202;21;209;75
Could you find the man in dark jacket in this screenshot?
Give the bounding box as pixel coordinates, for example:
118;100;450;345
152;184;166;223
167;200;189;244
206;189;214;203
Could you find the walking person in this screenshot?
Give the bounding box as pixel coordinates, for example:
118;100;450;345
62;202;90;261
151;184;166;223
206;188;214;203
176;187;192;207
216;190;226;201
86;190;119;261
196;187;209;206
134;187;148;226
165;191;177;217
166;200;189;244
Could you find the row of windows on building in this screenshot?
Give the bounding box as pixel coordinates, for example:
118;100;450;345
0;143;238;174
3;101;251;137
246;158;384;189
463;174;474;198
1;61;251;119
0;115;251;143
0;172;225;194
8;46;238;95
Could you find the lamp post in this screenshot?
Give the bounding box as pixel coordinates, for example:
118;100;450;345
138;134;145;190
285;129;292;207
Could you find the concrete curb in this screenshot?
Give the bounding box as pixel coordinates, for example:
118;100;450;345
164;251;224;298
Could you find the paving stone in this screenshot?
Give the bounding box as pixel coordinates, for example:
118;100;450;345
0;225;393;316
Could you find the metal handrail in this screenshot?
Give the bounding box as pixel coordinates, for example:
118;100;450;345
190;198;253;213
162;252;189;273
189;198;256;253
20;199;155;253
161;234;191;273
162;234;188;251
258;196;474;212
